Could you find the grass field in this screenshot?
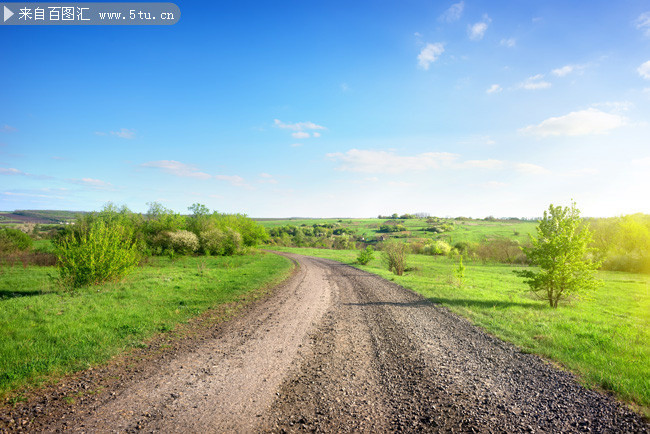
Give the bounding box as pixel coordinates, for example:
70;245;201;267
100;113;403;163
274;247;650;417
0;252;293;398
256;217;538;244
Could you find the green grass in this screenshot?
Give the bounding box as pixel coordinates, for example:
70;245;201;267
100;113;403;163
275;247;650;417
257;217;538;244
0;252;293;397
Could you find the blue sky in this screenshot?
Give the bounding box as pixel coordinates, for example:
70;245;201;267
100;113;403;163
2;0;650;217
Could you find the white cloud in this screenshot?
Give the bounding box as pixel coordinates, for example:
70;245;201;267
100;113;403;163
1;125;17;133
468;16;491;41
461;159;505;169
292;131;310;139
340;83;350;92
418;43;445;70
500;38;516;48
635;12;650;37
552;64;587;77
273;119;326;131
552;65;574;77
259;173;278;184
486;84;502;94
327;149;458;173
290;143;303;147
440;1;464;22
519;74;551;90
0;167;25;175
520;108;627;137
110;128;135;139
141;160;212;179
312;132;322;138
215;174;247;186
514;163;550;175
638;61;650;79
94;131;107;136
69;178;113;189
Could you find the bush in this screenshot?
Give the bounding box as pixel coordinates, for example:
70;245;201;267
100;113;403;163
423;240;452;256
168;230;199;255
200;228;227;255
382;242;408;276
357;246;374;265
473;238;527;264
0;228;33;253
333;235;353;250
55;220;140;288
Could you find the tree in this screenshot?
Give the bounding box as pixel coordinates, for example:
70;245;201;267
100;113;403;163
515;201;601;308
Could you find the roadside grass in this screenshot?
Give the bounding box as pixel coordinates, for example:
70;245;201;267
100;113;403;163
275;247;650;417
0;252;293;398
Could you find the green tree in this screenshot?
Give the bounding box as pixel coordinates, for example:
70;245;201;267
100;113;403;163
516;201;601;308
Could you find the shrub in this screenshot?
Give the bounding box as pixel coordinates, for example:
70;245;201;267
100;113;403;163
168;230;199;255
382;241;408;276
200;228;228;255
0;228;33;253
453;241;471;255
357;246;374;265
423;240;452;256
333;235;353;250
223;228;243;255
55;220;140;288
473;238;527;264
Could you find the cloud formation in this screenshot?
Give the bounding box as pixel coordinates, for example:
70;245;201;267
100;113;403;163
274;119;326;131
440;1;464;22
635;12;650;37
468;16;491;41
500;38;516;48
520;108;627;137
327;149;458;173
141;160;212;179
141;160;248;187
486;84;502;94
1;125;17;133
418;43;445;70
68;178;113;189
519;74;551;90
0;167;25;176
638;61;650;79
110;128;136;139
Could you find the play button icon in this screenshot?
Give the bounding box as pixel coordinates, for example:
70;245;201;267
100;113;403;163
4;5;14;22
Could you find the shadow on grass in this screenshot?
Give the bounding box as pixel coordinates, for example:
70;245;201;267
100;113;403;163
0;290;44;300
426;297;542;310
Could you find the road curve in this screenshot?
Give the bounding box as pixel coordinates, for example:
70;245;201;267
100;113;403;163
11;252;648;433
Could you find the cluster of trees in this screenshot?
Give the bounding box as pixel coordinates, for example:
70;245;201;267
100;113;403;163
53;202;268;288
589;214;650;273
266;223;356;249
378;220;407;233
377;213;422;219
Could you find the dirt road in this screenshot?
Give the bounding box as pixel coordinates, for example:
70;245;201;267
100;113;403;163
4;252;648;432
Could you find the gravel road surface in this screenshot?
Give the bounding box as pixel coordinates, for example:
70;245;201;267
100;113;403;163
2;252;647;433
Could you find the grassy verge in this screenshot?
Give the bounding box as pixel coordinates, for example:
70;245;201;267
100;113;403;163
275;247;650;417
0;251;293;398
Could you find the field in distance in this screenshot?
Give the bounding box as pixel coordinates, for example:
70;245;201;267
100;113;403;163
255;216;539;245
